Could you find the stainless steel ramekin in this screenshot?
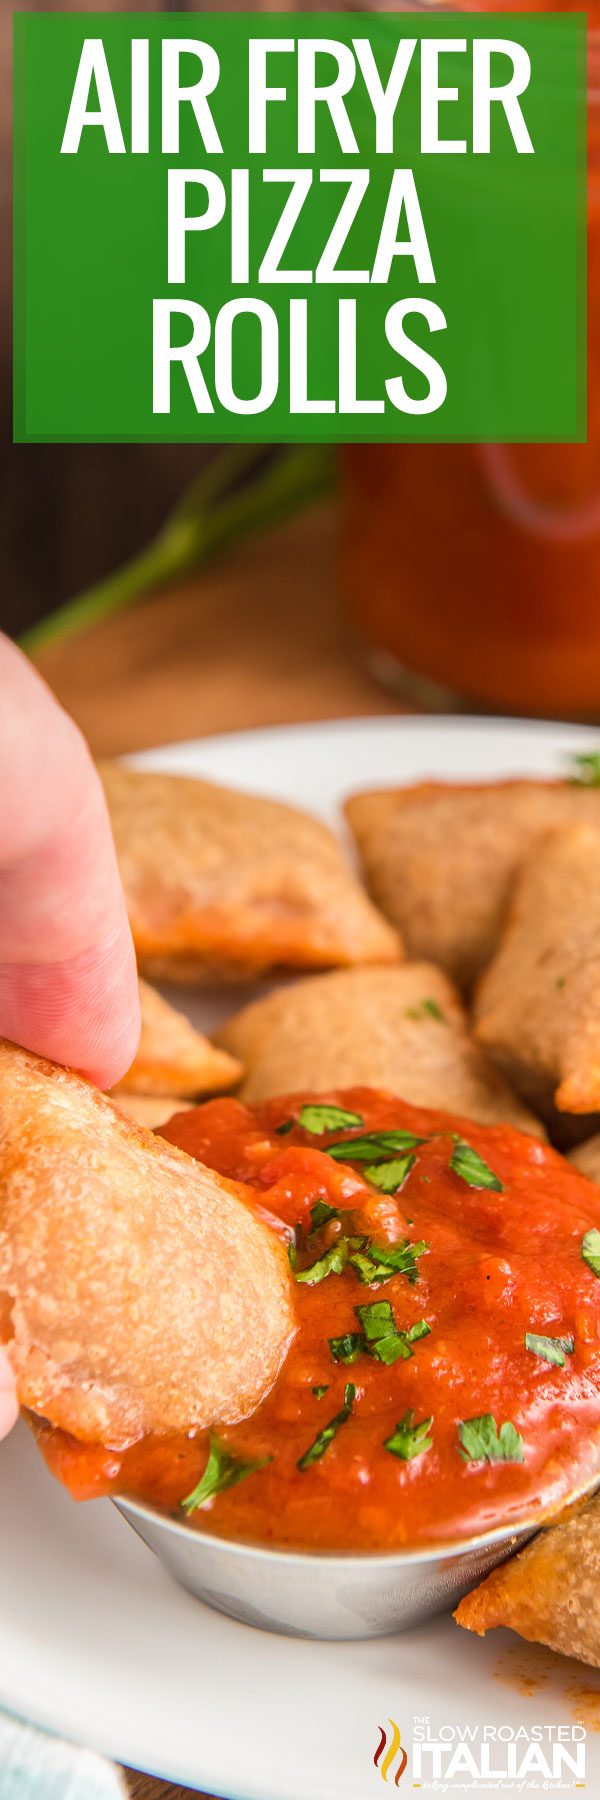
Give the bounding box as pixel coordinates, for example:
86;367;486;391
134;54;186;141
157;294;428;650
113;1496;538;1640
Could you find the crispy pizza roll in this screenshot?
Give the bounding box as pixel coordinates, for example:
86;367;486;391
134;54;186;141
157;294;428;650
110;1092;195;1129
475;825;600;1118
101;763;399;983
345;781;600;991
0;1041;294;1448
570;1134;600;1184
113;979;241;1098
216;963;543;1134
455;1495;600;1667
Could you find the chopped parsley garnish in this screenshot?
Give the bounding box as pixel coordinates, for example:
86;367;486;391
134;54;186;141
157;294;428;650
326;1129;427;1164
384;1409;433;1462
525;1331;574;1367
356;1299;396;1342
275;1119;294;1136
406;1318;432;1344
312;1385;329;1399
298;1104;364;1135
371;1239;429;1274
289;1201;341;1272
291;1205;428;1291
328;1332;364;1364
449;1139;503;1193
355;1299;410;1365
406;997;445;1023
297;1383;356;1472
347;1251;380;1286
371;1335;412;1367
582;1228;600;1278
181;1436;270;1513
458;1414;524;1465
363;1154;416;1195
350;1237;428;1287
310;1200;338;1230
568;750;600;787
344;1302;431;1366
293;1239;349;1285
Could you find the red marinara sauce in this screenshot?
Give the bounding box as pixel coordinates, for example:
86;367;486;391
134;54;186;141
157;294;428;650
34;1090;600;1552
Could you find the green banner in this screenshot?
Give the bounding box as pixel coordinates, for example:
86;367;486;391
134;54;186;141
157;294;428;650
13;12;586;443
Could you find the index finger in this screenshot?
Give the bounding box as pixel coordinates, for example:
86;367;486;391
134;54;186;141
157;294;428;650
0;637;140;1087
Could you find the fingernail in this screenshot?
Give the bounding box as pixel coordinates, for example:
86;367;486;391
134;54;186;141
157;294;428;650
0;1389;19;1439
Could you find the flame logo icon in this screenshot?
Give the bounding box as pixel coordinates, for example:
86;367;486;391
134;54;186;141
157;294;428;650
374;1719;408;1784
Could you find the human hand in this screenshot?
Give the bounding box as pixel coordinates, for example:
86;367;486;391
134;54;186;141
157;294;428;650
0;636;141;1439
0;634;140;1084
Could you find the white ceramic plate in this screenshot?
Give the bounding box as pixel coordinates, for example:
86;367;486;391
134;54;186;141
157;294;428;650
1;716;600;1800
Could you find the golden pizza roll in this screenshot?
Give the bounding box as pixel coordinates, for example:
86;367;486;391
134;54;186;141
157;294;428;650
345;781;600;991
113;979;241;1098
570;1134;600;1183
216;963;543;1134
455;1495;600;1667
0;1041;294;1448
475;825;600;1118
101;762;399;983
110;1092;195;1129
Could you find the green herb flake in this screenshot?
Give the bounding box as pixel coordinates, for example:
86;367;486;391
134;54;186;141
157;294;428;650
297;1383;356;1472
349;1237;427;1288
328;1332;364;1364
312;1385;329;1399
310;1200;339;1230
458;1413;524;1465
294;1238;349;1286
422;997;445;1021
298;1104;364;1135
275;1119;294;1136
356;1300;395;1341
181;1436;270;1513
374;1238;428;1270
354;1302;430;1365
582;1228;600;1279
349;1249;391;1286
326;1130;427;1164
371;1333;413;1366
406;1319;431;1344
363;1154;416;1195
406;997;445;1023
384;1410;434;1463
525;1331;574;1367
449;1139;503;1193
568;750;600;787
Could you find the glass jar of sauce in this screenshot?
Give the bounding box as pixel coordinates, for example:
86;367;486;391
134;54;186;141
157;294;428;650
342;17;599;718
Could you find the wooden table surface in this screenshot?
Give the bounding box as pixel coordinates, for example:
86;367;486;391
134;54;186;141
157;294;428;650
32;498;406;1800
34;502;400;756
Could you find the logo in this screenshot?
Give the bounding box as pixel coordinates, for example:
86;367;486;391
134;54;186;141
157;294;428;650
374;1719;408;1785
372;1717;587;1791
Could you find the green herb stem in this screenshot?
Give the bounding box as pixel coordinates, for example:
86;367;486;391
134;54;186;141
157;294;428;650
384;1409;433;1462
297;1382;356;1472
21;444;332;654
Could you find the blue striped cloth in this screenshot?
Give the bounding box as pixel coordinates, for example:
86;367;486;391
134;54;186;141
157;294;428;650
0;1712;126;1800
